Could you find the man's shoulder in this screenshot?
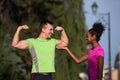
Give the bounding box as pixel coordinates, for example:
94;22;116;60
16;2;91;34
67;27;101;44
26;38;36;42
48;38;58;42
48;38;57;40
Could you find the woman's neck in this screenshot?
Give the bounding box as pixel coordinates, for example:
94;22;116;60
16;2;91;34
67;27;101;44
92;42;99;49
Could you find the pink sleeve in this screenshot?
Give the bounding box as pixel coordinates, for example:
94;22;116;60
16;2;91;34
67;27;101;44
96;49;104;57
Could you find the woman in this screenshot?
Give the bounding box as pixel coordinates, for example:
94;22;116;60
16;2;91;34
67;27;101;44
63;22;105;80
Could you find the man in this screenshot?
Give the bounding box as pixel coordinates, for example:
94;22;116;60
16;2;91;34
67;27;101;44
11;20;68;80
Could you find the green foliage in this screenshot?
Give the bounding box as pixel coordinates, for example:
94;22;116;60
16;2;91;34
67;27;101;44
52;0;87;80
0;34;29;80
0;0;87;80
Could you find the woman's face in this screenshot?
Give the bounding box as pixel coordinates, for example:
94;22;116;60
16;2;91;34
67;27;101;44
86;32;96;44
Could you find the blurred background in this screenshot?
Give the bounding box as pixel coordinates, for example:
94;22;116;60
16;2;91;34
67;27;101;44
0;0;119;80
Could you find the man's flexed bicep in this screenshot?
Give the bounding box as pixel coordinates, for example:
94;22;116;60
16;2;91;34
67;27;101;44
55;26;69;49
12;40;29;49
12;25;29;50
56;40;68;49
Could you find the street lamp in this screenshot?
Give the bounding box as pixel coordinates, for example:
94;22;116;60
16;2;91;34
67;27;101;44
91;2;111;80
91;2;98;15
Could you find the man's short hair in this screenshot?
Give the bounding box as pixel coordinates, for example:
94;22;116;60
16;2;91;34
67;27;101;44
39;20;54;33
40;20;53;28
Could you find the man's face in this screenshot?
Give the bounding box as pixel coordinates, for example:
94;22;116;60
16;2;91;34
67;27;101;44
42;23;54;38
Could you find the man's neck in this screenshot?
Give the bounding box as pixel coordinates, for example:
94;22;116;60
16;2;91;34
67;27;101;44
38;33;47;40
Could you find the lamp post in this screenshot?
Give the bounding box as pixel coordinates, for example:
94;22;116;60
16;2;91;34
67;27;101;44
91;2;111;80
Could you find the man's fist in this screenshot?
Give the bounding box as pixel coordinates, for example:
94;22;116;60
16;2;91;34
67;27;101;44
18;25;29;30
55;26;63;31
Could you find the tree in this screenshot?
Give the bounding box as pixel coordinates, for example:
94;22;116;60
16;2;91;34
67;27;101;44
0;34;29;80
53;0;87;80
0;0;87;80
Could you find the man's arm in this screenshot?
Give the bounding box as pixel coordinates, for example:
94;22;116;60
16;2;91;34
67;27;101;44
55;26;69;49
12;25;29;49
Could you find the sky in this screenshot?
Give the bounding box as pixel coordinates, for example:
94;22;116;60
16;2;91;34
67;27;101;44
83;0;120;68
